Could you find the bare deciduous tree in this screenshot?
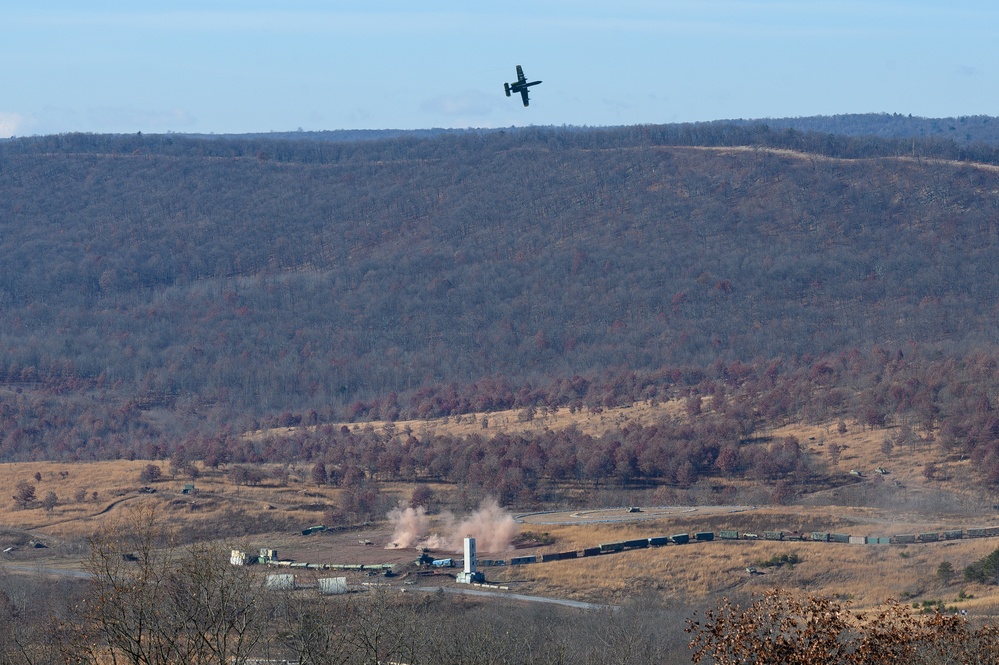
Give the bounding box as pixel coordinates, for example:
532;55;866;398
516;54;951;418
41;491;57;513
12;481;35;510
687;588;999;664
67;507;267;665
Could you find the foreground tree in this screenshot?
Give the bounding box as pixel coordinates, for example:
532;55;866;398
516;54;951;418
687;589;999;664
0;572;80;665
66;507;269;664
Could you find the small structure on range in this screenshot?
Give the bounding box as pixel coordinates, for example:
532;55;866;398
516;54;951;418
265;574;295;591
456;536;485;584
230;549;252;566
318;576;348;595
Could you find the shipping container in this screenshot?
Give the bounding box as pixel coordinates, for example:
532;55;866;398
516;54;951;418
648;536;670;547
695;532;715;542
317;577;348;595
302;525;327;536
265;574;295;591
670;534;690;545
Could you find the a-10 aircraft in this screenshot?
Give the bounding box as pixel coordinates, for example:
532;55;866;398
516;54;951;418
504;65;542;107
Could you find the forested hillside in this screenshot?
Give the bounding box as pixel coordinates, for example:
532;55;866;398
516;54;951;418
4;121;999;464
719;113;999;145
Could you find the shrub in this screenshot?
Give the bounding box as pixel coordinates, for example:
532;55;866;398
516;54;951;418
12;480;36;509
755;552;802;569
687;589;999;664
964;546;999;584
138;464;163;484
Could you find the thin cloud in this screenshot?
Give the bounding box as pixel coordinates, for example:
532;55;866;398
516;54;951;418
422;90;496;117
3;9;486;35
84;107;197;132
0;113;28;138
25;106;197;135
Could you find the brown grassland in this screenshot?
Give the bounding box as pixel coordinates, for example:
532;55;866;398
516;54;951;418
246;398;687;442
4;406;999;615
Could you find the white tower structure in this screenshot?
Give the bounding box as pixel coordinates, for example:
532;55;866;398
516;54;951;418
464;536;476;575
456;536;484;584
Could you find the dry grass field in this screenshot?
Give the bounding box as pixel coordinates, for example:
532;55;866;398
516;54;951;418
247;398;686;442
487;509;999;611
5;408;999;615
0;460;371;544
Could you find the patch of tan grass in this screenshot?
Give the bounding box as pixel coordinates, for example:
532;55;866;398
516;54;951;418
247;399;686;442
0;461;371;542
773;420;986;502
493;532;999;612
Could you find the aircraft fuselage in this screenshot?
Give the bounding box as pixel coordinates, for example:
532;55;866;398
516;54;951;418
505;65;542;106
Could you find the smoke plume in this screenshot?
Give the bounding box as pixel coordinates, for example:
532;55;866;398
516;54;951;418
385;505;430;549
386;497;519;553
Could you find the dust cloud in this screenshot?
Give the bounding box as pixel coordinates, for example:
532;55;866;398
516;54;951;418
386;498;519;553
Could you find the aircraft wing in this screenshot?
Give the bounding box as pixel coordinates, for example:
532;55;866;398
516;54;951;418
520;88;530;107
516;65;527;84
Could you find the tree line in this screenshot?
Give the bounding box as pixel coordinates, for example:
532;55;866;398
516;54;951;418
10;344;999;501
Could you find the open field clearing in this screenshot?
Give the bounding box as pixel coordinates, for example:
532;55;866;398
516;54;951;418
518;505;757;525
4;412;999;614
247;398;687;442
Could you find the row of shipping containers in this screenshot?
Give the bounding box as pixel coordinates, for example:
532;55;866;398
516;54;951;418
502;532;716;566
716;526;999;544
268;525;999;574
502;525;999;568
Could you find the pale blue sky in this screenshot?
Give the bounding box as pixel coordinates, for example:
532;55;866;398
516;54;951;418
2;1;997;137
